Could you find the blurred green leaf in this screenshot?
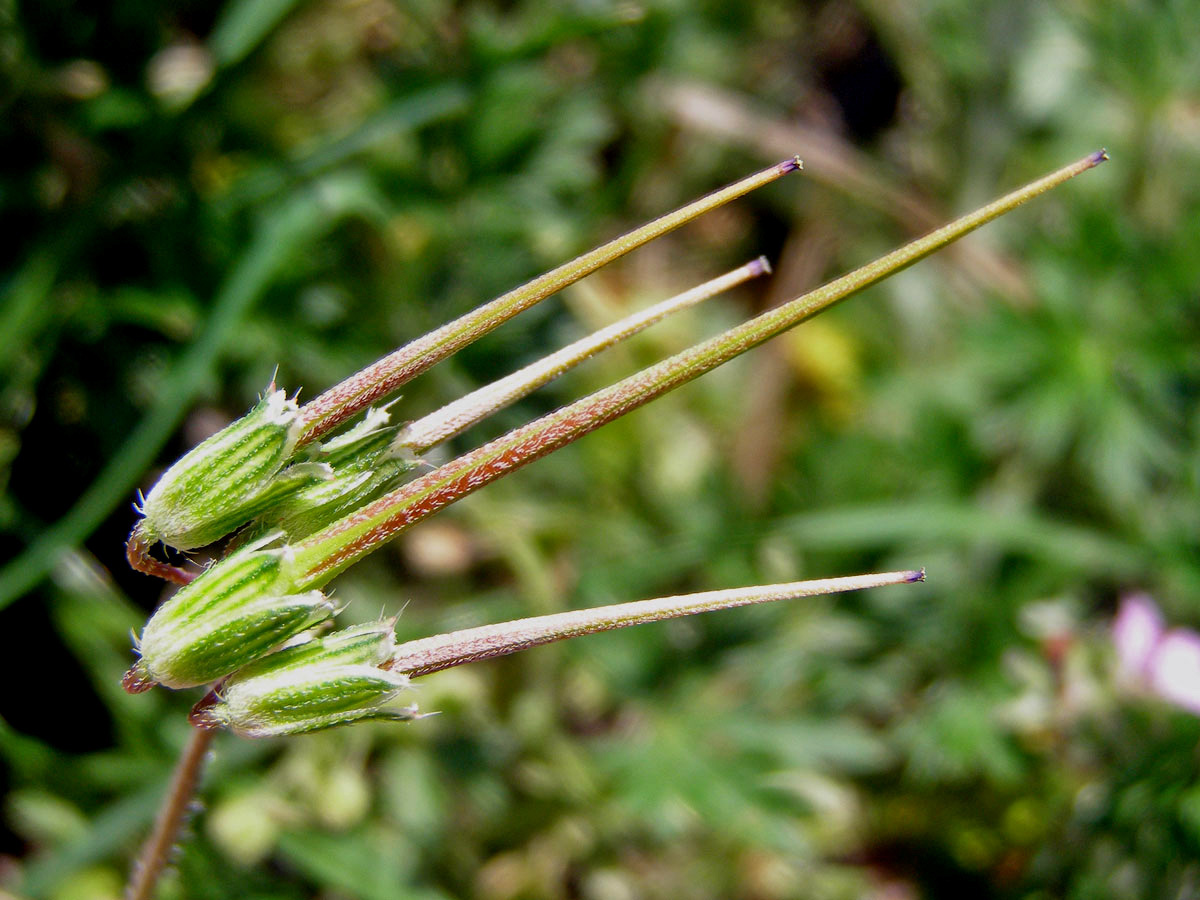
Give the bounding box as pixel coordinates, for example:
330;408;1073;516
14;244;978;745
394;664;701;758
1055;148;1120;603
210;0;304;67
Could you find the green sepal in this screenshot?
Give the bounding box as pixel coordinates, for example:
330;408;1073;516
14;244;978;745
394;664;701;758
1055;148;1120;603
190;621;417;738
250;407;417;541
137;389;329;551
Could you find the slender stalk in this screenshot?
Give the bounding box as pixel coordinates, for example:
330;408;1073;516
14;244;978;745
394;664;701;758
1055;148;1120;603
126;525;196;585
293;159;801;445
289;151;1106;587
396;256;771;453
124;727;215;900
389;569;924;677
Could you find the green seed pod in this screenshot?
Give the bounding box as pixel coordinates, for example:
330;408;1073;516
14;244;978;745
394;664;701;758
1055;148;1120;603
189;621;417;738
124;540;335;692
137;389;329;552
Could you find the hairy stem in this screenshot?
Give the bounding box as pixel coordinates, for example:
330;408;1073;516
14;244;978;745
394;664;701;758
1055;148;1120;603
124;727;215;900
389;569;924;677
125;524;198;587
396;256;770;452
294;159;801;445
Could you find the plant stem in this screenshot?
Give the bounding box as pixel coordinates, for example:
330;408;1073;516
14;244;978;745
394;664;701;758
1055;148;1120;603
126;523;197;586
293;159;801;445
124;726;215;900
288;151;1105;587
389;569;924;677
396;256;770;452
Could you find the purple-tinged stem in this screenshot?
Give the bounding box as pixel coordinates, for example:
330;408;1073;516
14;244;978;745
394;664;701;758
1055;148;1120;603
124;727;215;900
293;160;802;446
396;257;771;453
287;151;1105;588
125;523;197;586
389;569;924;677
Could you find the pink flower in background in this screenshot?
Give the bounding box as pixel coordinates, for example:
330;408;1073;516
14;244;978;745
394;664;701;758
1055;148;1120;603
1113;594;1200;715
1148;633;1200;715
1113;594;1164;676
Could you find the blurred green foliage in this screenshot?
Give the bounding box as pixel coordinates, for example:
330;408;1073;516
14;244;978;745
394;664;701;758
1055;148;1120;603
2;0;1199;898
